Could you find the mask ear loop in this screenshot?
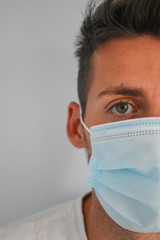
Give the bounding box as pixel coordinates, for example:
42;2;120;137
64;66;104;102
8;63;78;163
79;108;92;134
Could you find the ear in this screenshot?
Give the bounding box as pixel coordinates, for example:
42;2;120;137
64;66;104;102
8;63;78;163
67;102;86;148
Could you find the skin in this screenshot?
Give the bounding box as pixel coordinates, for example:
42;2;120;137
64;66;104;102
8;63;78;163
67;35;160;239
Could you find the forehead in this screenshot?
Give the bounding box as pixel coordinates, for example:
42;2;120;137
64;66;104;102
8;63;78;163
90;35;160;95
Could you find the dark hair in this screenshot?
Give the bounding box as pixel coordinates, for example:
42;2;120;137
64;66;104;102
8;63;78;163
75;0;160;118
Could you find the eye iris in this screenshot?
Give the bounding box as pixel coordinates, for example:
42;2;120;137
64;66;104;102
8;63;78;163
116;103;128;114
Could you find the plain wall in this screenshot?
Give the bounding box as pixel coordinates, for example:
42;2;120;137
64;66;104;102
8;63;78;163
0;0;90;226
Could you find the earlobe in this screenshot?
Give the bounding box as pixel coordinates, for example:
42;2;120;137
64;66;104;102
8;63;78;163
67;102;86;148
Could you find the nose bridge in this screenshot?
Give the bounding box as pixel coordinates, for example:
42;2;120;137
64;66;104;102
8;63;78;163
147;91;160;117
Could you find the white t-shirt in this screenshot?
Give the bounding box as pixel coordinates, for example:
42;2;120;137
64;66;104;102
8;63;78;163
0;194;89;240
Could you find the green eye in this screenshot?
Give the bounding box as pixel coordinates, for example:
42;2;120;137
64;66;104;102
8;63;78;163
112;102;131;114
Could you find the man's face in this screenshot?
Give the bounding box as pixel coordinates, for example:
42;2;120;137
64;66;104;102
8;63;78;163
67;35;160;237
83;35;160;156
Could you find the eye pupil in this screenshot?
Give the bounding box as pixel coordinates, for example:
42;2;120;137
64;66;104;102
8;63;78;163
116;103;128;114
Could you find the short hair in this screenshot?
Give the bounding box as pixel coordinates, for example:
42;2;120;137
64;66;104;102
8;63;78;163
75;0;160;118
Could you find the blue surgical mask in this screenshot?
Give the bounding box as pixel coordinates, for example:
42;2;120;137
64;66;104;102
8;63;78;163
80;116;160;233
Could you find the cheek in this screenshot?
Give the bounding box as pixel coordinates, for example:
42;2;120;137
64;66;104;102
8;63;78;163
83;130;92;158
88;145;92;159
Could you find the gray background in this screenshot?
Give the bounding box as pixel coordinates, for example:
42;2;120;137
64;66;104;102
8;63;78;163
0;0;90;226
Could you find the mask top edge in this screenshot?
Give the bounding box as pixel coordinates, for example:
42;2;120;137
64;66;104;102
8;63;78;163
90;117;160;132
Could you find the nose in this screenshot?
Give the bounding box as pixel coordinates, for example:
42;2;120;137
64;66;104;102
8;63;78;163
147;96;160;118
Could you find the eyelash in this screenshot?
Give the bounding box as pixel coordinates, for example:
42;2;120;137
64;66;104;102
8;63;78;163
107;101;137;120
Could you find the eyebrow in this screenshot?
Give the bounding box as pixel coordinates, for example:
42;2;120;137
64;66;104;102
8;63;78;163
97;86;145;99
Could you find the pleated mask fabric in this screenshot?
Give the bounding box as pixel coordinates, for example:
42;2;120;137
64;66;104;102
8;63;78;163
81;117;160;232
